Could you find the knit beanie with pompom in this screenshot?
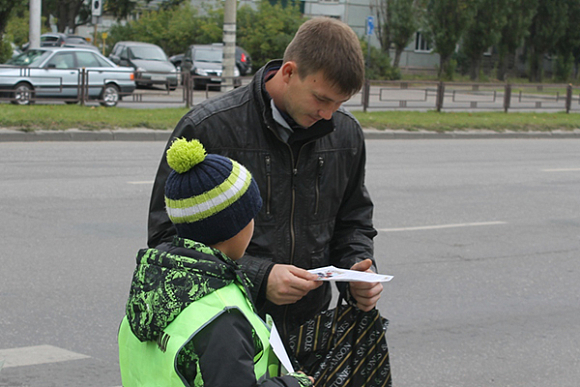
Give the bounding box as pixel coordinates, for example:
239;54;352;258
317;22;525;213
164;138;262;245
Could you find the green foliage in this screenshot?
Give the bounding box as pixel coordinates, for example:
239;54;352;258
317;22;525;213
425;0;475;79
554;0;580;81
4;9;51;48
105;0;304;66
460;0;508;80
496;0;537;80
236;0;304;70
107;4;209;56
390;0;422;68
360;38;401;80
527;0;569;82
554;53;575;82
0;0;24;37
0;38;12;63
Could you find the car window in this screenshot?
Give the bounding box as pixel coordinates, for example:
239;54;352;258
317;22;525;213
193;49;222;63
41;36;60;43
93;54;112;68
76;51;101;68
120;47;129;59
6;49;51;67
129;45;167;61
46;52;75;69
66;37;88;45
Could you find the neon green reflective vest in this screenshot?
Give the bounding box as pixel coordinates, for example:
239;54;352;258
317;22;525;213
118;282;280;387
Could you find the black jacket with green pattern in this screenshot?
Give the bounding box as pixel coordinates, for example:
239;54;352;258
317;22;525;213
124;237;308;387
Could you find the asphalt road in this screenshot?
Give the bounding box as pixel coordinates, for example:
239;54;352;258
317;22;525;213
0;139;579;386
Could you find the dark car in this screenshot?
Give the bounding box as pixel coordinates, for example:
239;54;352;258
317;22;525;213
172;44;252;76
181;44;249;90
21;33;99;52
109;41;178;90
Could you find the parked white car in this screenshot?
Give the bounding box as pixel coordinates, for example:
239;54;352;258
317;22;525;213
1;47;136;107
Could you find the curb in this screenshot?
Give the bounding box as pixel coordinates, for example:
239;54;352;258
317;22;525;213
0;128;172;142
363;128;580;139
1;128;580;142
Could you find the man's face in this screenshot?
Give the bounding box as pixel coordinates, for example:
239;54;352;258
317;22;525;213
283;67;351;128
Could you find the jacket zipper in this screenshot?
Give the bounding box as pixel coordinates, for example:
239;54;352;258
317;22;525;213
283;145;299;339
314;156;324;216
264;154;271;215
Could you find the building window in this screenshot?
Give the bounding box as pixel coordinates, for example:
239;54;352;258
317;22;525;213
415;32;432;52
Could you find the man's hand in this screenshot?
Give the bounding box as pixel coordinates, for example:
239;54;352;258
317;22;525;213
266;264;323;305
349;259;383;311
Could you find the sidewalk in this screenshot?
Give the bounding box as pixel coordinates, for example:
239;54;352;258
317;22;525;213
1;127;580;142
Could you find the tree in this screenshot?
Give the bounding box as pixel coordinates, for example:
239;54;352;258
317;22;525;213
41;0;90;33
0;0;27;63
527;0;568;82
425;0;475;79
390;0;424;68
236;0;304;70
0;0;25;38
370;0;393;53
553;0;580;81
495;0;537;81
461;0;508;80
107;4;207;56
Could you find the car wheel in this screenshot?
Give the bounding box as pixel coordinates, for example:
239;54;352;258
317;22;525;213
11;83;34;105
100;84;120;107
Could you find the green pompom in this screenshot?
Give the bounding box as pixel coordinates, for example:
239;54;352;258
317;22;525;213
166;138;207;174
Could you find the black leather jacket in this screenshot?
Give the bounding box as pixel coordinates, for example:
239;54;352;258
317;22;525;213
148;60;377;338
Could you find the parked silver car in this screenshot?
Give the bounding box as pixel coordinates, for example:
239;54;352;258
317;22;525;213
0;47;136;107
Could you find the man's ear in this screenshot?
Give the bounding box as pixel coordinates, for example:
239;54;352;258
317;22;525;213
280;61;297;83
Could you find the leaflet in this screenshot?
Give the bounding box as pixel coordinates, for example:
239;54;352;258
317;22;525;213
309;265;393;283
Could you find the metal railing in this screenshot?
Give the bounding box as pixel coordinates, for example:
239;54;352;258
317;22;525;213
2;65;579;113
358;80;580;113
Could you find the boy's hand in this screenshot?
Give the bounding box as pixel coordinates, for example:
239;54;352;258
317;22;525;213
349;259;383;311
266;264;323;305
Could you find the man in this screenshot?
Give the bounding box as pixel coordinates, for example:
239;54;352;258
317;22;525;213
148;17;383;339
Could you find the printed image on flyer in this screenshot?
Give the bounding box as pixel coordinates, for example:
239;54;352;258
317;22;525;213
308;265;393;282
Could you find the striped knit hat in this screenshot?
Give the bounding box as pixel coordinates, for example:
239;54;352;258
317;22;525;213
164;138;262;245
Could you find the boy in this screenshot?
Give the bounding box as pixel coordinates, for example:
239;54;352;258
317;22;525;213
118;138;313;387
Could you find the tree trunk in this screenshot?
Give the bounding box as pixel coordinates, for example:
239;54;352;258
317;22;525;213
529;48;543;82
497;52;507;81
393;48;403;68
469;56;481;81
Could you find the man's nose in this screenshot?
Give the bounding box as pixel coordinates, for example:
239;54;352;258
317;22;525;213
318;102;341;120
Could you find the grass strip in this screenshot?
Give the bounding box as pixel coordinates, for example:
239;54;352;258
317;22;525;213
351;110;580;132
0;104;190;131
0;104;578;132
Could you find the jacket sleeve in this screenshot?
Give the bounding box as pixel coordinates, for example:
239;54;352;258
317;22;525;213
330;125;378;273
188;309;307;387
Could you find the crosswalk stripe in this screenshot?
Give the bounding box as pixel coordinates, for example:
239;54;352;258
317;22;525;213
0;345;90;368
378;221;506;232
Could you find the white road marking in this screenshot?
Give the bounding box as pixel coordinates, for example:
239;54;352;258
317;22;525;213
378;221;507;232
127;181;154;184
542;168;580;172
0;345;90;368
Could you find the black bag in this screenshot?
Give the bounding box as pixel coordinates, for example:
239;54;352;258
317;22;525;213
286;297;392;387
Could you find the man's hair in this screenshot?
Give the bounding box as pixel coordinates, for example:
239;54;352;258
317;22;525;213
283;17;365;96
